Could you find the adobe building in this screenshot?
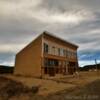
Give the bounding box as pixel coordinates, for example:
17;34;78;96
14;31;79;78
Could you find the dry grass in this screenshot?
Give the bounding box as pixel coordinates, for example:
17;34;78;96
0;71;100;100
0;76;39;100
2;75;75;96
45;79;100;100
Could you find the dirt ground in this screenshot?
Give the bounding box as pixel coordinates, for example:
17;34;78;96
0;71;100;100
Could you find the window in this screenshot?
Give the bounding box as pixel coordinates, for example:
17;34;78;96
48;46;51;54
58;48;60;56
52;46;55;55
60;48;63;56
44;43;48;53
44;59;58;67
55;47;58;55
66;50;71;57
58;48;65;57
48;46;58;55
66;50;68;57
63;49;66;57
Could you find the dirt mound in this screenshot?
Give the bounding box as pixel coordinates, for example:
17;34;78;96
0;76;39;100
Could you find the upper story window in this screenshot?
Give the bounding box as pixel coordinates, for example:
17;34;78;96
43;43;77;58
60;48;64;56
55;47;58;56
52;46;55;55
66;49;77;58
66;50;68;57
66;49;72;57
44;43;48;53
63;49;66;57
58;48;66;57
58;48;60;56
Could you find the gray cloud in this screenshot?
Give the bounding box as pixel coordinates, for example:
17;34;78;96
39;0;100;13
0;0;100;66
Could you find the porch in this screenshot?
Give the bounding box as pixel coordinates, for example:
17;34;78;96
42;58;77;77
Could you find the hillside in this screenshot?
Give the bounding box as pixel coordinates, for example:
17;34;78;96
0;65;14;74
79;63;100;71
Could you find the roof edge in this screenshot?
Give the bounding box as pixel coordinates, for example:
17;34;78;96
43;31;79;48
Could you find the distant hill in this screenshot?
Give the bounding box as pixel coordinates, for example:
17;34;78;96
0;65;14;74
79;63;100;71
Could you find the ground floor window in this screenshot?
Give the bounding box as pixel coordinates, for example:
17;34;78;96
44;58;58;67
43;58;77;76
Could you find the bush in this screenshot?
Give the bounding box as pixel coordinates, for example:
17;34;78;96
31;86;39;93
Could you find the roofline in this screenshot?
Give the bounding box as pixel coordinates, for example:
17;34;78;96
42;31;79;48
16;31;78;55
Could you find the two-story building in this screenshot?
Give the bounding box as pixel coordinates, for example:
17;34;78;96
14;31;79;78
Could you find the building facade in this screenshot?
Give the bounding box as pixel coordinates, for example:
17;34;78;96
14;31;79;77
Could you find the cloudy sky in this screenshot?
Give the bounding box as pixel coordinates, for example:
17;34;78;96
0;0;100;67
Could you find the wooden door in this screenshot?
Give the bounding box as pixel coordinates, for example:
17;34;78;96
48;67;55;76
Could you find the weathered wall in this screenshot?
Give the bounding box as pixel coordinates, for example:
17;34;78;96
14;35;42;77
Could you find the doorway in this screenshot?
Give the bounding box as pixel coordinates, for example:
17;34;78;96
68;62;76;74
44;58;59;76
